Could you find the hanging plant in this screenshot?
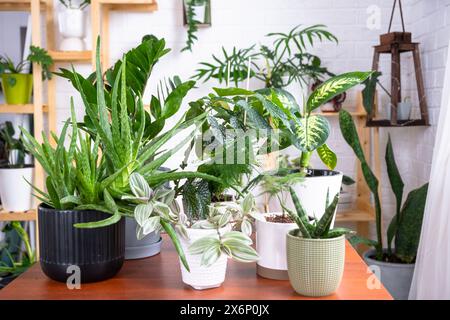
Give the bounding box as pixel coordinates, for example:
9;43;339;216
182;0;208;52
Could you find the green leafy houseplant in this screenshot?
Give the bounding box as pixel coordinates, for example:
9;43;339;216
0;222;35;284
0;122;28;168
339;109;428;263
193;24;337;88
182;0;207;52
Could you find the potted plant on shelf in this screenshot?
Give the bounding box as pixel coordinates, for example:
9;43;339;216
0;46;53;105
0;122;33;212
20;37;220;283
283;187;354;297
58;0;90;51
339;109;428;300
0;222;35;289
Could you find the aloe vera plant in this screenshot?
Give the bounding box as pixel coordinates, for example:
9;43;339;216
339;109;428;262
282;186;354;239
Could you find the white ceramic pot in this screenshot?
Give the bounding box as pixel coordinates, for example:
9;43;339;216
192;4;206;23
58;8;86;51
0;166;33;212
179;227;228;290
254;212;297;280
285;169;343;224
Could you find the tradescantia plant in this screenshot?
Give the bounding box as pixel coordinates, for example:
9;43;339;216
339;109;428;263
282;186;354;239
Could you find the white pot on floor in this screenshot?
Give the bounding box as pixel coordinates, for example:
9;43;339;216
254;212;297;280
179;227;228;290
58;8;86;51
0;166;33;212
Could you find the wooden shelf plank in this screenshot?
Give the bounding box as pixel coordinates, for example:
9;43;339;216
313;110;366;117
336;208;375;222
49;50;92;63
100;0;158;11
0;104;48;114
0;0;45;11
0;209;37;222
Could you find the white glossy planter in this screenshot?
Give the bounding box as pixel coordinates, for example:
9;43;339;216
0;166;33;212
254;212;297;280
285;170;343;224
192;4;206;23
58;8;86;51
179;227;228;290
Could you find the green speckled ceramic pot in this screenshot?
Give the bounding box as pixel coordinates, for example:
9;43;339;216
286;230;345;297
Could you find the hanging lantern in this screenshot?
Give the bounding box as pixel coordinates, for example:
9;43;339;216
366;0;429;127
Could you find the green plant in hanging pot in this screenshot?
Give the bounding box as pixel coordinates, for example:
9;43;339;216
283;187;354;297
0;122;33;212
20;37;220;283
0;46;53;105
339;109;428;300
182;0;209;52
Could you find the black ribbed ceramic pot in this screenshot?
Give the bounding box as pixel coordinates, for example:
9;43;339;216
38;204;125;283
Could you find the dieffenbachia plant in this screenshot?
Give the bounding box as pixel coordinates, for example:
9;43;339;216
339;109;428;262
282;187;354;239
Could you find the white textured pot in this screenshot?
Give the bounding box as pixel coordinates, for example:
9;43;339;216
192;4;206;23
58;8;86;51
0;166;33;212
287;232;345;297
179;227;228;290
285;169;343;224
363;249;415;300
254;212;297;280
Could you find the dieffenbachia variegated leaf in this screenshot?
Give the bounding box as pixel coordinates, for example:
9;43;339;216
317;143;337;170
306;71;372;113
293;114;330;152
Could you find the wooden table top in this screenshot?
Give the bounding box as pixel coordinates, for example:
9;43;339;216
0;234;391;300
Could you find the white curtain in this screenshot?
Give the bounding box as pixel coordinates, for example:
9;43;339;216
409;41;450;300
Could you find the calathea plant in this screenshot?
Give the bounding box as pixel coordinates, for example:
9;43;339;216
339;109;428;263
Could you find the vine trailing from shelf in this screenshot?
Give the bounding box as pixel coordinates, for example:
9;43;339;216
182;0;201;52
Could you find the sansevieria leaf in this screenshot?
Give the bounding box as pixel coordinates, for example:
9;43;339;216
317;143;337;170
307;71;372;113
293;114;330;152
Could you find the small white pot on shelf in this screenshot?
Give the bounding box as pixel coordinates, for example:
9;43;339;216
58;8;86;51
179;227;228;290
0;166;33;212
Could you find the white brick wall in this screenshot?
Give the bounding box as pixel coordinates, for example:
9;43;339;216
1;0;448;242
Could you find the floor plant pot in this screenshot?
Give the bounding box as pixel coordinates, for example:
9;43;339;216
1;74;33;104
363;249;415;300
58;8;86;51
125;217;161;260
179;227;228;290
254;213;297;280
38;204;125;283
0;166;33;212
286;169;343;223
287;231;345;297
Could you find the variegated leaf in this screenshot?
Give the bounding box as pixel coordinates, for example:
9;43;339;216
317;143;337;170
134;203;153;227
293;114;330;152
129;173;153;199
307;71;372;113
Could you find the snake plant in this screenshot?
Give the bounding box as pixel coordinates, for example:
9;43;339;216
339;109;428;262
282;186;354;239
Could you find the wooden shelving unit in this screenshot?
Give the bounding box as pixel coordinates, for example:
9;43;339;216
0;104;48;113
0;209;37;222
48;50;92;62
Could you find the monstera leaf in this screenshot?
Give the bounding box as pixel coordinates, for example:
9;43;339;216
292;114;330;152
307;71;372;113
